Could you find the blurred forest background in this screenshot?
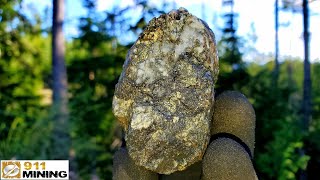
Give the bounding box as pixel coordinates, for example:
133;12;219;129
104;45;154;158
0;0;319;179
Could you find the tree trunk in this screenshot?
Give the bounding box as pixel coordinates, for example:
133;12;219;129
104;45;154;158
300;0;311;179
302;0;311;131
274;0;280;85
52;0;69;159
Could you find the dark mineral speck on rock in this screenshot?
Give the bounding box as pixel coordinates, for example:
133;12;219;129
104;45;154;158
112;7;219;174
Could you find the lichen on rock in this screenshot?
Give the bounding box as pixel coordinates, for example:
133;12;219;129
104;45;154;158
112;7;219;174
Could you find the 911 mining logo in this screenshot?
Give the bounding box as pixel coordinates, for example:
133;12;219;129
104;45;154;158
1;160;68;180
2;161;21;179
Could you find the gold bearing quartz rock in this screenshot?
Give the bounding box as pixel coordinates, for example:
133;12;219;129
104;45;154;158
112;8;219;174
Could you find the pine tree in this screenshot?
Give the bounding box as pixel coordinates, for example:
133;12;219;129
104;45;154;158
52;0;70;159
300;0;311;179
216;0;249;93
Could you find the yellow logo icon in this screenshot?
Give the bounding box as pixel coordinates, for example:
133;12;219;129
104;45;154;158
1;161;21;179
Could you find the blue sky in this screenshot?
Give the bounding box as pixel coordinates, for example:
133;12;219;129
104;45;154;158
23;0;320;62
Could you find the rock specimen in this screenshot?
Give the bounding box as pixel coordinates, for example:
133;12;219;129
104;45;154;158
113;7;219;174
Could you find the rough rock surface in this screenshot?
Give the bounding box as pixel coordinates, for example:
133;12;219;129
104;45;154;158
112;7;219;174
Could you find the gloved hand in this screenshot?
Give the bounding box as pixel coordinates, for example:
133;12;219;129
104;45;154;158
113;91;258;180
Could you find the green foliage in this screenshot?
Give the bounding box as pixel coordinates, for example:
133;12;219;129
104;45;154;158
244;60;320;179
0;0;51;160
257;115;310;180
67;49;125;179
279;142;310;180
0;33;50;136
215;2;312;177
0;115;52;160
